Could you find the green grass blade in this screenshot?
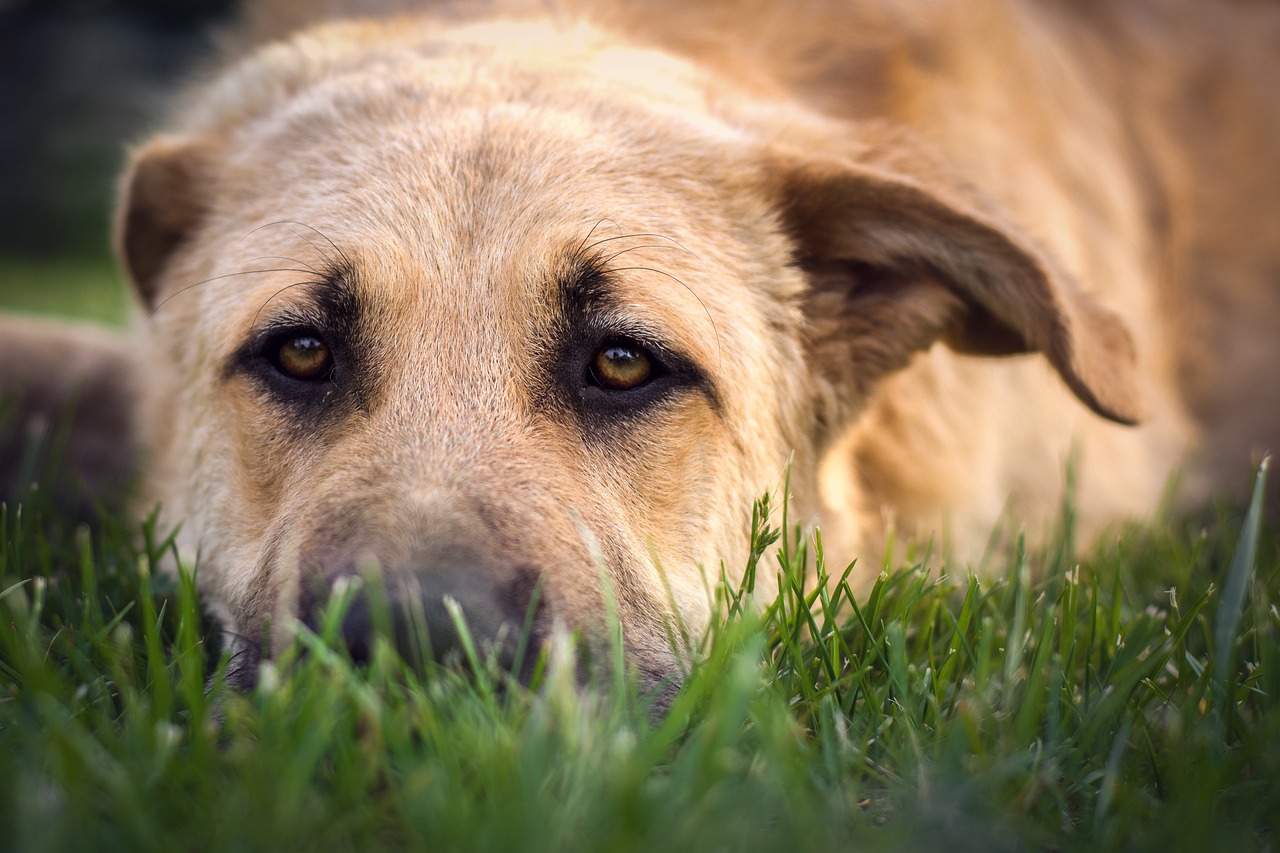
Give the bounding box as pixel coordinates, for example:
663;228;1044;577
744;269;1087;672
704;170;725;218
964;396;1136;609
1214;456;1269;708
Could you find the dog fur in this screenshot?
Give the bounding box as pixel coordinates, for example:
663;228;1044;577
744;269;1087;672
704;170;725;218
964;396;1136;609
3;0;1278;693
0;315;141;519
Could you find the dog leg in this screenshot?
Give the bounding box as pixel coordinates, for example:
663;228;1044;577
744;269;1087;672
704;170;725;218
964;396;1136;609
0;315;140;521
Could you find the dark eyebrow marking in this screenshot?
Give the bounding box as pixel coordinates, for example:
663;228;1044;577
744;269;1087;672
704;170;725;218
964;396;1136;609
222;261;362;381
568;233;722;370
248;259;359;330
558;253;614;321
298;266;362;331
552;251;723;418
556;254;687;350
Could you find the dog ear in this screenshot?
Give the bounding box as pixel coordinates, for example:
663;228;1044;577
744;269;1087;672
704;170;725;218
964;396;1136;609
766;148;1147;432
115;135;215;308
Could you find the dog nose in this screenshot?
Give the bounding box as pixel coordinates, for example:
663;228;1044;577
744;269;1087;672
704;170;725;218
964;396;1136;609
303;566;546;669
328;588;377;664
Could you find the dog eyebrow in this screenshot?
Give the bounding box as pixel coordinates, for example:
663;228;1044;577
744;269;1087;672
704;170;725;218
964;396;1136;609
253;262;360;333
557;254;675;345
559;254;614;319
222;264;363;380
556;252;723;415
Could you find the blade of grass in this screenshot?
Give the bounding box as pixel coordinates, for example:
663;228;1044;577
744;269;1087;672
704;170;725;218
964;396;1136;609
1214;456;1268;714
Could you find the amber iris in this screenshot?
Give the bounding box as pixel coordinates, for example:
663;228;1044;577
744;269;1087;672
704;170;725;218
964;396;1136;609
591;341;653;391
276;335;332;381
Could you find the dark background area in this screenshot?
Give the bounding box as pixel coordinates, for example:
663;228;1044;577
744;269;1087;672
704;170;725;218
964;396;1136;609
0;0;235;261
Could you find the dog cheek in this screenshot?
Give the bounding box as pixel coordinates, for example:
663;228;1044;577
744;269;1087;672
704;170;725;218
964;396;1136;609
220;388;327;524
585;402;736;582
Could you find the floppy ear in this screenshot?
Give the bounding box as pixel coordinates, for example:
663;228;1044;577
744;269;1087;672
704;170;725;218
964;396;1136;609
766;148;1146;435
115;135;215;308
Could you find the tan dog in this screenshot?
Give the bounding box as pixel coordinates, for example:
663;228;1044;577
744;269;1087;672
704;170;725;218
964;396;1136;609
3;0;1278;694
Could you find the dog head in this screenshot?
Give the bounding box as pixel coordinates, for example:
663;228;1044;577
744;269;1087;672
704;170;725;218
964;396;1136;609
116;17;1142;692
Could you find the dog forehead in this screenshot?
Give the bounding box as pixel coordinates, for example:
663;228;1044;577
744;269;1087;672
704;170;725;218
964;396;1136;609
219;129;707;316
208;19;755;227
230;73;733;226
202;92;760;342
177;16;782;315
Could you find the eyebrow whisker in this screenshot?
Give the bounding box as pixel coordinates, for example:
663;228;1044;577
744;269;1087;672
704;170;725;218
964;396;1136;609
245;219;354;269
151;266;319;316
607;265;722;368
253;255;323;275
575;217;620;258
583;231;695;258
250;279;331;332
599;243;689;267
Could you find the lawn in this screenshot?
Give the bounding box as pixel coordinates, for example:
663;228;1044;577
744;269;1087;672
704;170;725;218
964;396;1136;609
0;257;132;327
1;262;1278;851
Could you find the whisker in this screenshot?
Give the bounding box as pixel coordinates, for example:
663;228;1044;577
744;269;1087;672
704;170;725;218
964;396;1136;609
599;243;689;267
575;217;620;258
607;265;722;367
151;267;318;316
251;255;323;275
217;627;256;648
245;219;353;269
250;279;328;331
286;229;335;266
582;231;695;258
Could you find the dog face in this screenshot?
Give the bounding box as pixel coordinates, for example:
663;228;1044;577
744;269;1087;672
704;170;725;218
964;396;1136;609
116;19;1142;690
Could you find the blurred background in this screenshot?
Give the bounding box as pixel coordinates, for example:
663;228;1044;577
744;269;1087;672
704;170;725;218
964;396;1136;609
0;0;234;324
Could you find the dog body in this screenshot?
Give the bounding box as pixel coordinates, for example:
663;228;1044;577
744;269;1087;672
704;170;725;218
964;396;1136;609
4;0;1278;689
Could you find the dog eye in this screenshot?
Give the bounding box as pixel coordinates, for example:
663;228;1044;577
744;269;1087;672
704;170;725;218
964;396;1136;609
273;334;333;381
589;339;656;391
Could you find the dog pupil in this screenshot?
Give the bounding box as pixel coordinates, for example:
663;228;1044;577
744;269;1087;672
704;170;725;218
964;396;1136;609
280;336;329;379
596;344;650;389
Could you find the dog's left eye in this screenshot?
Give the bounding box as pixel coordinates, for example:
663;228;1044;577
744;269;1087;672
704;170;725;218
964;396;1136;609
589;339;658;391
272;334;333;381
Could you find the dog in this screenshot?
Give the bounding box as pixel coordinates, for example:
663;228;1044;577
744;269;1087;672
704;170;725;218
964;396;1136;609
2;0;1278;695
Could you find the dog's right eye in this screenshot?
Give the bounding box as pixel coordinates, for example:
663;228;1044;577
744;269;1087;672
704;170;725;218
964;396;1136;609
271;334;333;381
590;340;655;391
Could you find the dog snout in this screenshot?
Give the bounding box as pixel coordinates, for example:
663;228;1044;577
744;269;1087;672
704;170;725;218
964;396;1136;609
302;563;548;671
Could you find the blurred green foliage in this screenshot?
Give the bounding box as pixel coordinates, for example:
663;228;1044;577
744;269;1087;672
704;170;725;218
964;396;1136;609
0;0;232;259
0;257;131;326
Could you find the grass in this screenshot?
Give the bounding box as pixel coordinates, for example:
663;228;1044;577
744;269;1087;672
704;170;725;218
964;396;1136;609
2;263;1278;849
0;464;1277;851
0;257;132;327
